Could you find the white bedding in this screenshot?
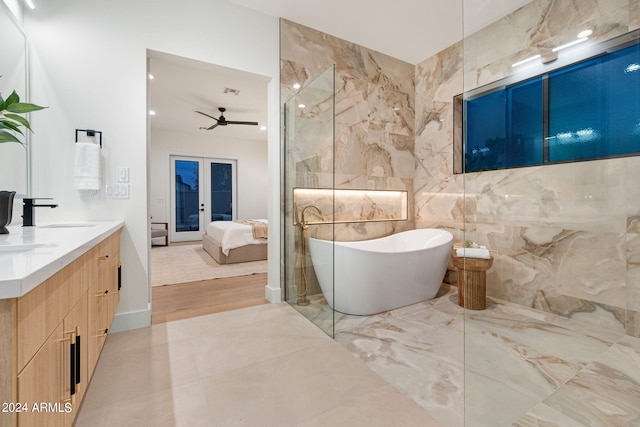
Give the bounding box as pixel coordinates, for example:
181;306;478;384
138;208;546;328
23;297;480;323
205;219;268;255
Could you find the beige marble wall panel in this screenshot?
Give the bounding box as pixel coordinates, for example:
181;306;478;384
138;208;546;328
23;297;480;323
414;42;464;229
632;0;640;29
463;159;628;233
469;222;627;332
281;18;415;247
464;0;632;90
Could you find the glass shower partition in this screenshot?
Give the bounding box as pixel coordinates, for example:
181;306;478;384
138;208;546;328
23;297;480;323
283;66;336;336
462;1;640;426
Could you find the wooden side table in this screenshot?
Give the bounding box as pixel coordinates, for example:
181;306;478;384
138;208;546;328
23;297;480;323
451;250;493;310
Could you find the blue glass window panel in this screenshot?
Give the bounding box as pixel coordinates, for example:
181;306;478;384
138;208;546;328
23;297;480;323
548;43;640;162
465;78;543;172
465;90;506;172
210;163;232;221
175;160;200;232
506;78;544;167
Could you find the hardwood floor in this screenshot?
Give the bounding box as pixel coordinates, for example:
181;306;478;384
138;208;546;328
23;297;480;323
151;273;269;325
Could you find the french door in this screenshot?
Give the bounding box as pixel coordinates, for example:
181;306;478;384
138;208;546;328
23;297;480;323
169;155;237;242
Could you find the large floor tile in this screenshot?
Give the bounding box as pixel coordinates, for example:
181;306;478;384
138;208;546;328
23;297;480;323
77;380;212;427
297;385;444;427
81;336;201;412
198;341;389;426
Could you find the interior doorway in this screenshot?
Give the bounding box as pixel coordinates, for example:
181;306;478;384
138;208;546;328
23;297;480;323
169;155;238;243
147;49;271;323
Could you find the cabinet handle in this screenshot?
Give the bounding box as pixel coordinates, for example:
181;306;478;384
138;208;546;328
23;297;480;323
96;328;109;338
117;263;122;291
96;289;109;297
61;326;79;401
76;334;81;390
69;341;76;396
96;255;109;261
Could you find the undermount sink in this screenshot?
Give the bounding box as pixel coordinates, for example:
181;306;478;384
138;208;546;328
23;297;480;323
0;243;47;252
39;222;96;228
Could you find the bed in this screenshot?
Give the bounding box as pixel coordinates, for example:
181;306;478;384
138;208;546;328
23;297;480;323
202;219;268;264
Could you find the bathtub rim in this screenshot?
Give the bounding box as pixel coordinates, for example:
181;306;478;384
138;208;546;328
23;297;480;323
307;228;453;254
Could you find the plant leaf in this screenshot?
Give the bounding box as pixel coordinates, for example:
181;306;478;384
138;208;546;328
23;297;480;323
0;120;24;134
4;90;19;106
3;113;31;130
0;130;23;144
6;102;47;114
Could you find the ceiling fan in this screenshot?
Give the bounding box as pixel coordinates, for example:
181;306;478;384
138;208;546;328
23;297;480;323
195;107;258;130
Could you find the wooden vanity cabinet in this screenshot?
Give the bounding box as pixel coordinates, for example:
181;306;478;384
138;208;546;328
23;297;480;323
0;229;122;427
87;234;121;379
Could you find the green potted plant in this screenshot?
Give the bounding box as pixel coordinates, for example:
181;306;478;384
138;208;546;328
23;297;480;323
0;89;46;145
0;88;46;233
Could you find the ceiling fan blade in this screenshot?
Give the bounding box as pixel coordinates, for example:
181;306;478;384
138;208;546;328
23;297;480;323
195;110;220;122
226;121;259;126
200;123;219;130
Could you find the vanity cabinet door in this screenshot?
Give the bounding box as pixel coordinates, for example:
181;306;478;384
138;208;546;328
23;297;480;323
86;231;121;381
17;323;65;427
87;279;109;380
18;296;88;427
62;296;87;427
106;233;121;322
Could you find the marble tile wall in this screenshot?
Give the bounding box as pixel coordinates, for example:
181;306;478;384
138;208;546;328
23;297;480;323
281;19;416;237
281;19;416;300
415;0;640;336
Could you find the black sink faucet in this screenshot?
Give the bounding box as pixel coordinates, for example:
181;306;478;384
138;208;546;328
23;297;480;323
22;198;59;227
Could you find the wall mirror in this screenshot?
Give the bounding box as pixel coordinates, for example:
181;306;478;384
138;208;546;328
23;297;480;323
0;1;29;197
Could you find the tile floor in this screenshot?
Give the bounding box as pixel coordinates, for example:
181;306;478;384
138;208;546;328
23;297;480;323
76;303;441;426
78;285;640;426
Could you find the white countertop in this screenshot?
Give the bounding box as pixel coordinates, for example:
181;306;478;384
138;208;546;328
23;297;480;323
0;221;124;299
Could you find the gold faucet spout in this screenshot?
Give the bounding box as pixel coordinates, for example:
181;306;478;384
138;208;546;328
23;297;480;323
300;205;323;229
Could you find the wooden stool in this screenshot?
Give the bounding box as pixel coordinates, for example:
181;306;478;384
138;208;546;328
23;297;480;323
451;251;493;310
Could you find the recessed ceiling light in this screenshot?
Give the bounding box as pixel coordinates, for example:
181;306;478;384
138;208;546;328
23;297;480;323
577;29;593;38
298;103;306;109
293;83;301;90
148;73;154;80
24;0;36;10
149;110;156;116
260;126;267;131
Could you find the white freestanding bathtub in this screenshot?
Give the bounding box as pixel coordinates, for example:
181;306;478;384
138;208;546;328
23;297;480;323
308;228;453;315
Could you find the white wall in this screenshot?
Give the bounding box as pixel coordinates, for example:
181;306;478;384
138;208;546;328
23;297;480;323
150;128;268;223
23;0;280;331
2;0;22;22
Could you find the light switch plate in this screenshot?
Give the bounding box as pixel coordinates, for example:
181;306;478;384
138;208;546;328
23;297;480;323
117;167;129;183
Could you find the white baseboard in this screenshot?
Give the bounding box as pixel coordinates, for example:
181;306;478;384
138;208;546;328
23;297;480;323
109;304;151;333
265;283;282;303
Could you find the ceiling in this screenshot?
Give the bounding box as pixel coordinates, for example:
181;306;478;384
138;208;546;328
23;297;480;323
148;50;269;141
149;0;533;140
231;0;533;64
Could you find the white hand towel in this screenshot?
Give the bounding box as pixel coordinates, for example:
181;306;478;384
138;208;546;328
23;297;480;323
456;248;491;259
74;142;101;190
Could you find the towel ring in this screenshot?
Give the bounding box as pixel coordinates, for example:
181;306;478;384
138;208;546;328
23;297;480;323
75;129;102;148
